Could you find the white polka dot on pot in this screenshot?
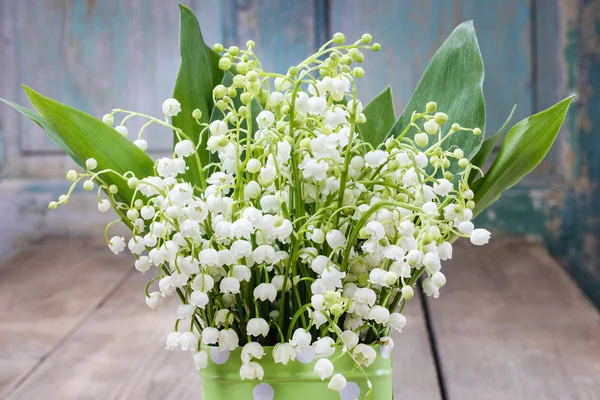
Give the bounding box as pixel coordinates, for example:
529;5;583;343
253;383;274;400
296;347;316;363
380;344;392;359
209;347;230;364
339;382;361;400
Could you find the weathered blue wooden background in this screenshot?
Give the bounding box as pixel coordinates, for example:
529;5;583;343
0;1;597;304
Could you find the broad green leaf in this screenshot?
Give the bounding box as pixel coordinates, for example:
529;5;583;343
23;86;155;205
468;105;516;184
385;21;485;171
472;96;574;216
172;4;224;186
0;98;84;169
359;87;395;147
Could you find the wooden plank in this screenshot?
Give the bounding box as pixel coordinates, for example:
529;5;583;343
0;236;130;397
7;248;442;399
427;239;600;400
5;271;201;400
393;290;443;399
329;0;532;135
222;0;322;75
0;0;221;177
547;0;600;308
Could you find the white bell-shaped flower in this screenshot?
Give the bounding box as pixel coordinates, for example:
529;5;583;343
273;342;296;365
314;358;334;380
162;98;181;116
328;374;347;391
247;318;270;337
353;344;377;367
471;228;491;245
241;342;265;363
218;328;239;351
313;337;336;358
240;362;264;380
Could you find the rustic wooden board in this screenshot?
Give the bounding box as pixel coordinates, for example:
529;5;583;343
329;0;533;135
427;239;600;400
4;245;441;400
0;236;130;397
0;0;220;162
221;0;326;75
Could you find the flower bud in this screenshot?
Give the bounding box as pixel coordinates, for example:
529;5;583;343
401;285;414;300
83;180;94;191
240;92;252;105
431;271;447;288
213;43;224;52
102;114;114;126
453;148;464;159
66;170;78;181
191;108;202;120
48;201;58;210
228;45;239;56
352;67;365;78
246;70;258;82
424;119;439;135
434;112;448;124
134;139;148;151
426;101;437;112
372;43;381;51
85;158;97;170
213;84;227;98
330;303;343;316
218;57;232;70
361;33;373;44
127;208;139;220
458;158;469;168
328;374;347;391
127;177;140;189
333;32;346;44
473;127;482;136
115;125;128;137
451;123;460;131
415;132;429;147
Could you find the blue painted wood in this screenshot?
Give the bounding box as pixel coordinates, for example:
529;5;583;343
0;0;576;241
545;0;600;307
330;0;532;135
221;0;323;74
5;0;221;154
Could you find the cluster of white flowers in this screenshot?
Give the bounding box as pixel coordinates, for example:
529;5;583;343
50;32;490;397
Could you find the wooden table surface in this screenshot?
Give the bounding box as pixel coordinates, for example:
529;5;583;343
1;237;599;400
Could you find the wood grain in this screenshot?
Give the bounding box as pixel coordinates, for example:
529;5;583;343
222;0;324;75
329;0;532;136
0;236;130;397
0;0;221;178
5;263;442;400
427;239;600;400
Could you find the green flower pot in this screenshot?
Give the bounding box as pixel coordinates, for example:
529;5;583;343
200;345;393;400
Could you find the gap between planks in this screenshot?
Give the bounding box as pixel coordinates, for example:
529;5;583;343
0;237;132;398
424;239;600;400
2;237;442;400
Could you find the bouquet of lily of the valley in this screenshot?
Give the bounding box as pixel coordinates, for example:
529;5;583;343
2;5;572;400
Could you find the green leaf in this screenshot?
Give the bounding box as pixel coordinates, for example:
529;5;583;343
472;96;574;216
468;104;517;184
359;87;395;147
0;98;85;169
385;21;485;170
22;86;155;205
172;4;224;186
